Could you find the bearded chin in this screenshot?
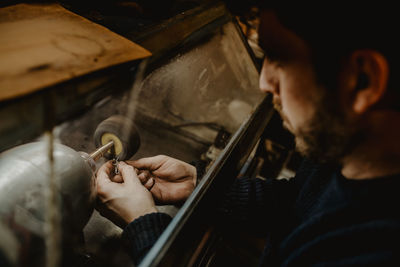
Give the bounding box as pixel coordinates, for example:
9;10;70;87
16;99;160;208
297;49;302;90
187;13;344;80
293;112;362;165
294;133;341;164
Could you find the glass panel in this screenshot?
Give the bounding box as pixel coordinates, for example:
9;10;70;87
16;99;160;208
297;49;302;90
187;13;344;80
0;17;262;267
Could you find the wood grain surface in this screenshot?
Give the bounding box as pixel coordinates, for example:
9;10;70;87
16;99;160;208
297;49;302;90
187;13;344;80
0;3;151;101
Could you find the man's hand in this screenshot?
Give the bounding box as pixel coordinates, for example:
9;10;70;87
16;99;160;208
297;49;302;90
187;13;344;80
96;161;157;228
127;155;197;205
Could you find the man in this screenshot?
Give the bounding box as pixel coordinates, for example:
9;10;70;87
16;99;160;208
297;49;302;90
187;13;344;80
96;5;400;266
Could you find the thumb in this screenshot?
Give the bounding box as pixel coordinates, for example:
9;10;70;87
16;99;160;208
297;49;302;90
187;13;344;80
96;161;117;195
127;155;166;171
118;161;141;185
96;161;113;186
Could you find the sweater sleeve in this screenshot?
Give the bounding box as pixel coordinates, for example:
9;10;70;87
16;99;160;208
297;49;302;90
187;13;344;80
218;159;321;234
218;176;298;235
122;212;172;265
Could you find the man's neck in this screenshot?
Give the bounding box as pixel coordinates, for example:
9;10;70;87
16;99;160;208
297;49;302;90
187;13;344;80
341;111;400;180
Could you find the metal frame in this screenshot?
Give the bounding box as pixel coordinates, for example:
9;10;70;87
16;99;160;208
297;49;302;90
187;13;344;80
140;94;274;266
0;2;273;265
137;6;273;266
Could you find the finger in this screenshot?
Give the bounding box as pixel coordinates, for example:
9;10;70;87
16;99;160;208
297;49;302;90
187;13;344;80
111;174;123;183
96;162;118;196
96;161;114;185
144;177;155;190
137;170;151;184
97;161;113;177
118;161;141;185
127;155;167;171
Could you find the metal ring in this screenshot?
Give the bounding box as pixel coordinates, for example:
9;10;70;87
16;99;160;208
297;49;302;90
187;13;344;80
148;178;156;191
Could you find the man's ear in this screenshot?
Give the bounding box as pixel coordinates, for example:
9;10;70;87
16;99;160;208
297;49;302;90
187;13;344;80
345;50;389;114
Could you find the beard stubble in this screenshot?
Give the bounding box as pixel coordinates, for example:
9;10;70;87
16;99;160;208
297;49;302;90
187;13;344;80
273;93;363;164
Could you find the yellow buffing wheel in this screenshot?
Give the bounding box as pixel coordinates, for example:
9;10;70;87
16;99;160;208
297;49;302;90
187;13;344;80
94;115;140;160
100;133;123;156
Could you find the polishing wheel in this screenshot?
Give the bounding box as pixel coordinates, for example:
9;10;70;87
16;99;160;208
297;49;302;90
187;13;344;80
93;115;140;160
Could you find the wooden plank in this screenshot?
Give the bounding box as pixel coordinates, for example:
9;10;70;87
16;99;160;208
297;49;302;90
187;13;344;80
0;3;151;101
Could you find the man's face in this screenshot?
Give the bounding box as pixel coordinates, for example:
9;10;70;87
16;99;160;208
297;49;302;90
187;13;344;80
258;10;360;163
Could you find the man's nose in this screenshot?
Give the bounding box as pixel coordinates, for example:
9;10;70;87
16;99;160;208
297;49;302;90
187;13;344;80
259;59;279;95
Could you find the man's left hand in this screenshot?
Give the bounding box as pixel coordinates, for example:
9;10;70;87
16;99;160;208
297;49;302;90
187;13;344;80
96;161;157;228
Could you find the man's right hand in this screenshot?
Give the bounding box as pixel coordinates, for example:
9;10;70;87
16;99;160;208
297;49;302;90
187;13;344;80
127;155;197;205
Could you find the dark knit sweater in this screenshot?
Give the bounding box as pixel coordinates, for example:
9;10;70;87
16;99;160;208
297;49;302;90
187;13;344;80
123;160;400;265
